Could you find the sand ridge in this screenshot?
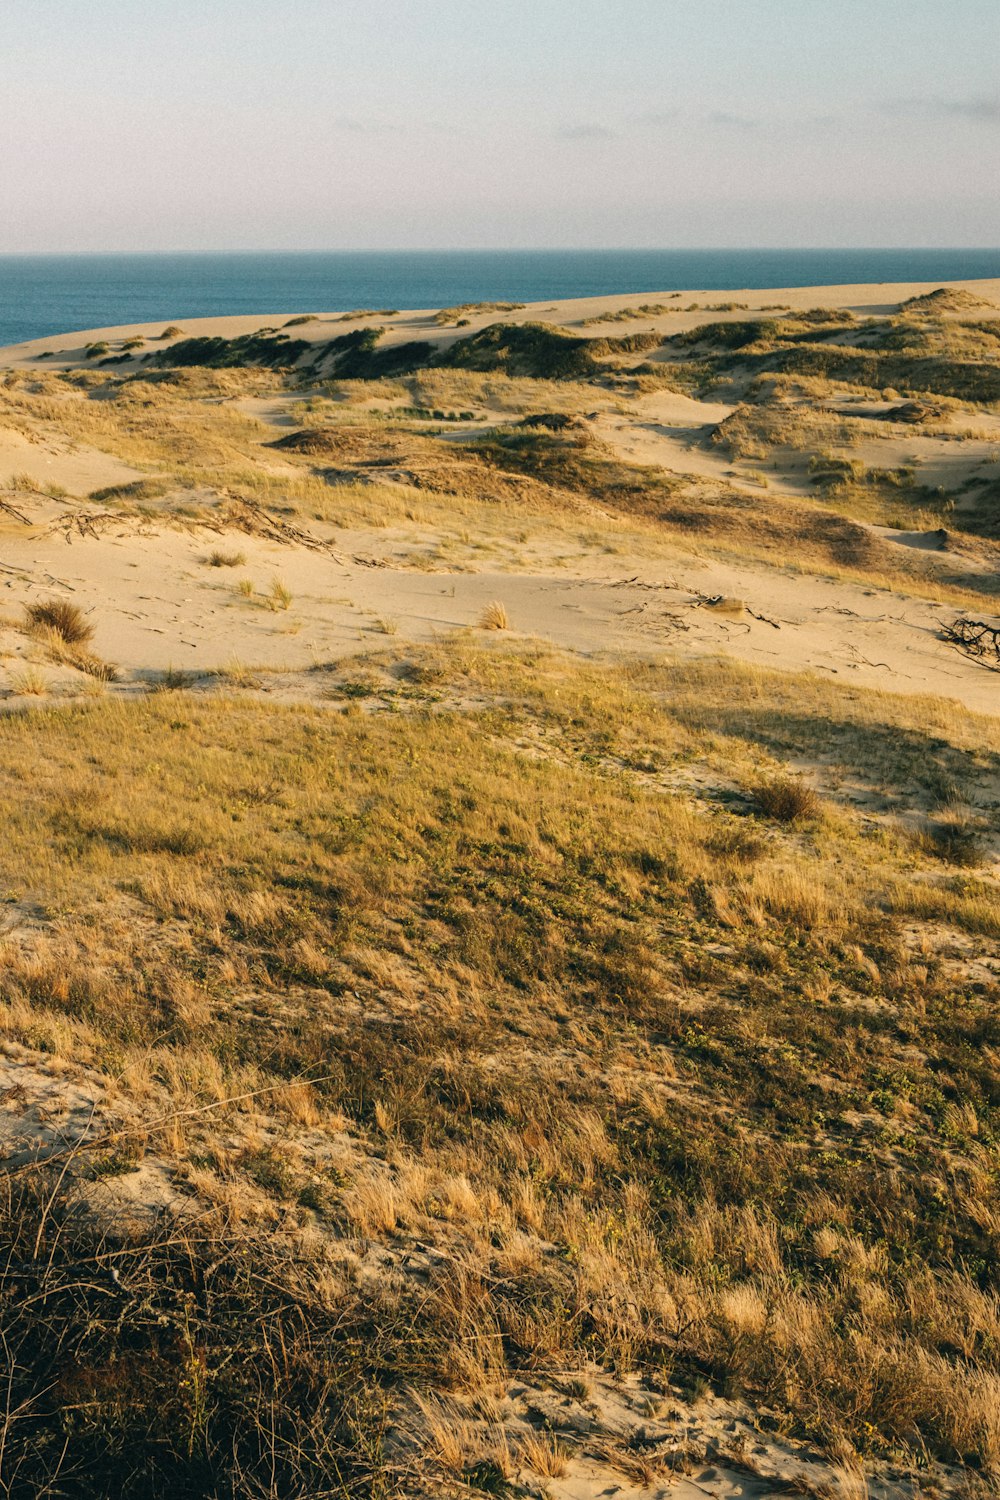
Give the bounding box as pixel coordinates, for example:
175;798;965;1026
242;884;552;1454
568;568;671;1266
3;275;1000;369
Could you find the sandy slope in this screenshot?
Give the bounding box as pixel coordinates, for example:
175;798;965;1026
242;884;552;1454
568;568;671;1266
0;421;144;493
0;497;997;715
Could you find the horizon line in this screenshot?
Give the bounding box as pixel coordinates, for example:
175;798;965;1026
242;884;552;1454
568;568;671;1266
2;245;1000;258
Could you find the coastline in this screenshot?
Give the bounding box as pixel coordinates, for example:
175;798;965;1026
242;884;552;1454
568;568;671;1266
3;274;1000;368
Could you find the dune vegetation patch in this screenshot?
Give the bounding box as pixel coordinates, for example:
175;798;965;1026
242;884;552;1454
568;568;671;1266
25;596;94;645
148;330;314;370
0;650;998;1493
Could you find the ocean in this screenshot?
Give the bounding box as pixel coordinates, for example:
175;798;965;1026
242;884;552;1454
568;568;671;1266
2;248;1000;347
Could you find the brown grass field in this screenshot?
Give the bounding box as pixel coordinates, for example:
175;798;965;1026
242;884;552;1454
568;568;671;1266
0;287;999;1498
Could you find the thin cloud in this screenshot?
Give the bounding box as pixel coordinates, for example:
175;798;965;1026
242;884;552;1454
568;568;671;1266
629;110;680;128
708;111;760;129
884;95;1000;122
330;115;400;135
556;124;617;141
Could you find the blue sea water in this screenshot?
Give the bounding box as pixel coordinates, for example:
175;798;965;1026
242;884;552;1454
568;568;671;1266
2;249;1000;347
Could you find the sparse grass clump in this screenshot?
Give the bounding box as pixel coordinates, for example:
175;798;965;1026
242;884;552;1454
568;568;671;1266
917;812;988;867
154;664;194;690
25;597;94;646
434;300;526;325
268;577;293;611
30;625;118;682
8;666;48;695
215;657;264;689
332;307;399;321
206;547;247;568
8;470;40;492
89;478;172;504
581;300;681;325
751;775;820;823
518;1432;569;1478
478;600;509;630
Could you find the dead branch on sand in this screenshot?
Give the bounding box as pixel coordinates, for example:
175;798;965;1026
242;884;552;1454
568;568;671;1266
941;616;1000;668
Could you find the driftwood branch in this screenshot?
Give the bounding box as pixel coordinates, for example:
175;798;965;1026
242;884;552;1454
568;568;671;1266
0;495;30;525
942;617;1000;667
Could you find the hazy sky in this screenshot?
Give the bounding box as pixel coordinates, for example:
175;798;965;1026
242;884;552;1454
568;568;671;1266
2;0;998;251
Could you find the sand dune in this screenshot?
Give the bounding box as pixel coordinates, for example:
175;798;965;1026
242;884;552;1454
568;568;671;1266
2;281;1000;1499
0;499;996;714
4;275;1000;369
2;280;998;716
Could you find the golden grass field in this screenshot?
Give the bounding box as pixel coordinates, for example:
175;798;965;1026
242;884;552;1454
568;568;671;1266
0;284;999;1499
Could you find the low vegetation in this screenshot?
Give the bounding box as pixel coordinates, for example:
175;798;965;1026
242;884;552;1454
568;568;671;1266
149;330;314;371
581;299;682;324
750;774;820;823
25;596;94;646
477;599;509;629
0;651;998;1496
434;300;527;324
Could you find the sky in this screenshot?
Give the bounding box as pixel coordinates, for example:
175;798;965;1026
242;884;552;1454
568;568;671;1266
2;0;998;251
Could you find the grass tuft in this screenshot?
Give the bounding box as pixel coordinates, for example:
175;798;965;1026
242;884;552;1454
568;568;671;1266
751;776;820;823
9;667;48;695
478;600;510;631
25;597;95;646
268;578;293;611
918;813;988;867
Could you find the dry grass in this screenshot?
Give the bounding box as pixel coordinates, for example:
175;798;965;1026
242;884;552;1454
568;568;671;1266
751;775;821;823
478;600;509;630
267;577;293;611
0;649;996;1493
434;300;526;325
916;811;988;867
25;596;94;646
8;666;48;695
581;300;681;325
2;361;995;607
518;1431;570;1477
1;299;1000;1494
28;624;119;682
